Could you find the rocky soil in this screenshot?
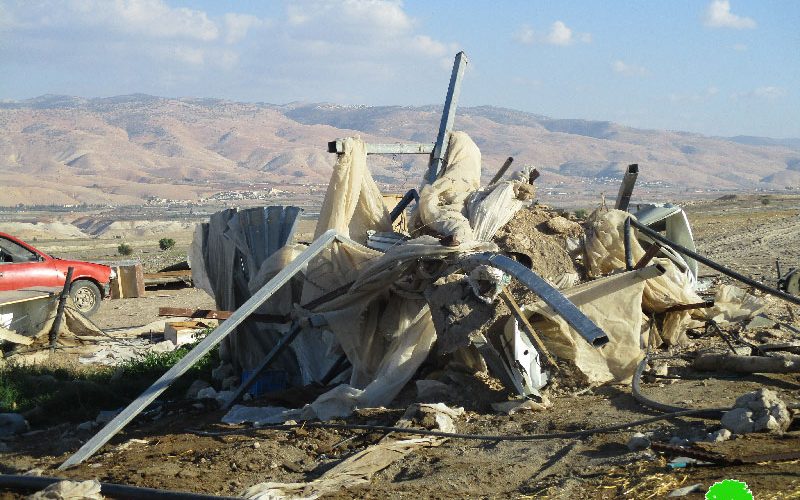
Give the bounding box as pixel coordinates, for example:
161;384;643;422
1;194;799;498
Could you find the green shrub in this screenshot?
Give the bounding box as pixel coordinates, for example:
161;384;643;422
117;243;133;256
158;238;176;251
0;333;217;426
574;209;588;219
760;197;771;205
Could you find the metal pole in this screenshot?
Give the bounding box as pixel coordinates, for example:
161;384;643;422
425;51;468;183
624;217;634;271
464;253;609;347
489;157;514;186
49;266;73;353
59;230;341;470
615;164;639;211
630;218;800;306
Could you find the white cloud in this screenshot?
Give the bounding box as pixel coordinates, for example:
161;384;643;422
732;86;787;100
513;20;589;46
704;0;756;29
612;60;647;77
514;25;535;45
71;0;219;40
224;13;267;44
546;21;573;45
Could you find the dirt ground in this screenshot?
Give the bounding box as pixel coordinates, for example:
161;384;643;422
2;194;800;499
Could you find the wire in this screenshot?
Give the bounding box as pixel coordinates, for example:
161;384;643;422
188;407;718;442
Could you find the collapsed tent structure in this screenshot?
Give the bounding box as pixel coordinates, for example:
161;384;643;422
59;52;800;476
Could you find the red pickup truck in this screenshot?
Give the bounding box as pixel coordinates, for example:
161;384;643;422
0;232;114;316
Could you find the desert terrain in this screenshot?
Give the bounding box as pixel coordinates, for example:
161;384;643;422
0;192;799;498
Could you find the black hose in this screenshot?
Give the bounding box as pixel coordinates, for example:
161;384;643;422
629;218;800;306
189;408;718;442
0;474;240;499
632;356;727;419
624;216;633;270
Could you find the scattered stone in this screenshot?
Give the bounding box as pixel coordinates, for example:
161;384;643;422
721;388;791;434
95;409;121;425
627;432;651;451
706;428;732;443
415;379;453;402
545;216;584;237
669;436;689;446
212;363;235;382
185;379;211;399
215;390;236;406
197;387;218;400
253;441;261;449
221;375;239;391
28;479;103;500
77;421;96;431
0;413;29;437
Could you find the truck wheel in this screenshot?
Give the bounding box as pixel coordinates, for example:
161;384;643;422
70;280;102;316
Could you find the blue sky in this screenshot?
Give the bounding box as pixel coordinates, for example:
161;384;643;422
1;0;797;137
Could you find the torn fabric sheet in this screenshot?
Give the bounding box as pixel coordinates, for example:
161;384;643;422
314;136;391;245
584;208;703;345
414;131;482;242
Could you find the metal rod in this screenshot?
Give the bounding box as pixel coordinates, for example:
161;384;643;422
662;300;715;313
500;289;557;369
615;163;639;211
49;267;73;353
464;253;609;347
425;51;468;183
389;189;420;222
633;243;662;270
630;218;800;306
489;157;514;185
327;141;434;155
624;217;633;271
223;323;303;409
59;230;342;470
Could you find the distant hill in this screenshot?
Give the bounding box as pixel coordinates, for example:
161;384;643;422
0;94;798;206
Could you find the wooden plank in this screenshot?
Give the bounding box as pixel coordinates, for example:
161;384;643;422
159;307;233;320
119;264;145;298
0;326;34;345
0;289;57;307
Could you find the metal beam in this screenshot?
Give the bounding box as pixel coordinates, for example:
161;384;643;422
59;230;342;469
615;163;639;211
327;141;434;155
463;253;609;348
425;51;468;183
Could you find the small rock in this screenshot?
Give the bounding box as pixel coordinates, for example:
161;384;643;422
651;362;669;377
212;363;235;382
215;390;235;406
77;421;96;431
627;432;651;451
707;428;732;443
252;441;261;449
0;413;29;437
95;410;121;425
185;379;211;399
196;387;218;400
221;376;239;391
721;389;791;434
669;436;689;446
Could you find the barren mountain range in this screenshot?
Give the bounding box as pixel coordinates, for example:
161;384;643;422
1;94;798;207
